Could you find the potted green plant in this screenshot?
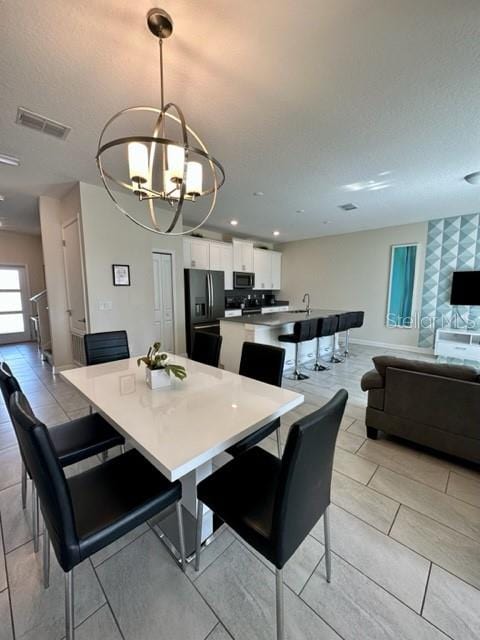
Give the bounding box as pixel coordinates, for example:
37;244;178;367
137;342;187;389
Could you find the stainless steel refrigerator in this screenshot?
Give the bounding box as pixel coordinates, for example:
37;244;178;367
184;269;225;356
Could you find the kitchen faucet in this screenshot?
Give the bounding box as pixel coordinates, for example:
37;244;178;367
303;293;311;314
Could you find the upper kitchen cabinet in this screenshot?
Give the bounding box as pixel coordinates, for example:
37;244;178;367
232;239;254;272
183;237;210;270
271;251;282;290
254;248;282;290
210;241;233;289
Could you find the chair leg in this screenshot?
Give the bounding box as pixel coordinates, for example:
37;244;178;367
324;505;332;583
293;343;309;380
343;329;350;357
275;568;285;640
21;461;27;510
176;502;187;573
43;526;50;589
32;485;40;553
330;334;343;364
276;429;282;458
195;500;204;572
65;569;74;640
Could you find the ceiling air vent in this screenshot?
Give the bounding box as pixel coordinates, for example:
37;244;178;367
16;107;71;140
338;202;358;211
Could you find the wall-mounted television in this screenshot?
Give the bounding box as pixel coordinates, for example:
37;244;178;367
450;271;480;305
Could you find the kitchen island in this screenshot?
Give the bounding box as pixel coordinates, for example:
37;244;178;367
220;308;347;373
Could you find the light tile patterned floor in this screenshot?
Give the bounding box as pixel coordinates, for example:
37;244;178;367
0;341;479;640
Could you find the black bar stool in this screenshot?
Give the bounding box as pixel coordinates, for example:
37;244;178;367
344;311;365;357
278;319;317;380
309;316;338;371
194;389;348;640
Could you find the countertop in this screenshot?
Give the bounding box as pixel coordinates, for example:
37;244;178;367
219;308;349;327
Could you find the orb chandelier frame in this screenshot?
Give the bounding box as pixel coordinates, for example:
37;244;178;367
96;8;225;236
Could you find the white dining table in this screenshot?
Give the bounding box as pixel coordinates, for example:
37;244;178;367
61;355;304;555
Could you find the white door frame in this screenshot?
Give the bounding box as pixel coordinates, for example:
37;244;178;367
152;250;177;353
62;216;89;335
0;263;32;344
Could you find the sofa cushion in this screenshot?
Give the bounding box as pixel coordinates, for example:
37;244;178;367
373;355;478;382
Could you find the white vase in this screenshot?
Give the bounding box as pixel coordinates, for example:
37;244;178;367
146;367;171;390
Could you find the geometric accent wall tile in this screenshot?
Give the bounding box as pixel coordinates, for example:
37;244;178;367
419;213;480;348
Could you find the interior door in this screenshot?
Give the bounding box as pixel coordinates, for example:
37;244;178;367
152;252;175;352
0;266;30;344
62;219;87;334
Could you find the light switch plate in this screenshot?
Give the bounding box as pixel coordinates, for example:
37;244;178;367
99;300;112;311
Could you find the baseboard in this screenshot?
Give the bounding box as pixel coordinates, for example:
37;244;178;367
349;337;433;355
52;363;77;374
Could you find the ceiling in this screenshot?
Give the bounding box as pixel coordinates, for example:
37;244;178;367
1;0;480;240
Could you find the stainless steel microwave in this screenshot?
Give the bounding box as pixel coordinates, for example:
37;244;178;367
233;271;255;289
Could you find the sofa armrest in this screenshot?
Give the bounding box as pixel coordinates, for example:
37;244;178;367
361;369;384;392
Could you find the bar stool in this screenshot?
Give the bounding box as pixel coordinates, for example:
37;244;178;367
309;316;338;371
344;311;365;357
278;319;317;380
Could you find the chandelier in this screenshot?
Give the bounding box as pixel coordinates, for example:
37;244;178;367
96;8;225;235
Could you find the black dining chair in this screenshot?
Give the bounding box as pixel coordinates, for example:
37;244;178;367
84;330;130;366
9;390;186;640
343;311;365;357
195;389;348;640
226;342;285;458
0;361;125;553
190;331;223;368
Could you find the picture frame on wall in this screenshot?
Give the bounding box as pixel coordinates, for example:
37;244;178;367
112;264;131;286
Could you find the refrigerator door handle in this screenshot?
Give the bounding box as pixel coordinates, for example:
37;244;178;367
207;272;212;317
209;272;214;316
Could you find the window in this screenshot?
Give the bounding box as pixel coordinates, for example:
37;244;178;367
386;244;418;328
0;268;25;334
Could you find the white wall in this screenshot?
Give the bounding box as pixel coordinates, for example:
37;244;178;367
39;194;76;367
79;183;186;356
277;222;428;349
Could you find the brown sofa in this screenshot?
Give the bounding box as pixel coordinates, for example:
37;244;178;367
361;355;480;464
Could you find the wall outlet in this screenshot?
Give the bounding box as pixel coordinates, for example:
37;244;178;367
99;300;112;311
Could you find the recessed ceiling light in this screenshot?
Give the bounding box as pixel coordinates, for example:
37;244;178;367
253;191;264;196
273;230;280;236
296;209;305;213
464;172;480;185
0;153;20;167
230;219;238;226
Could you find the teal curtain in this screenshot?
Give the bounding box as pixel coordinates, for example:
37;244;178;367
388;245;417;327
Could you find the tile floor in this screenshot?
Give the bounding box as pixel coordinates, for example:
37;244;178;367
0;341;479;640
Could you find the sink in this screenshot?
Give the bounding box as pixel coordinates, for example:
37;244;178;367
289;309;309;314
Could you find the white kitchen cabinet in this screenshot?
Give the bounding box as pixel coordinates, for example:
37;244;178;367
271;251;282;290
183;238;210;270
254;249;282;290
253;248;271;290
233;240;254;273
210;241;233;289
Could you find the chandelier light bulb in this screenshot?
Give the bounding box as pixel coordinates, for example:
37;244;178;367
186;161;203;196
167;144;185;183
128;142;149;185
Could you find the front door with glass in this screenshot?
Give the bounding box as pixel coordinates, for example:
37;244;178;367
0;266;30;344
